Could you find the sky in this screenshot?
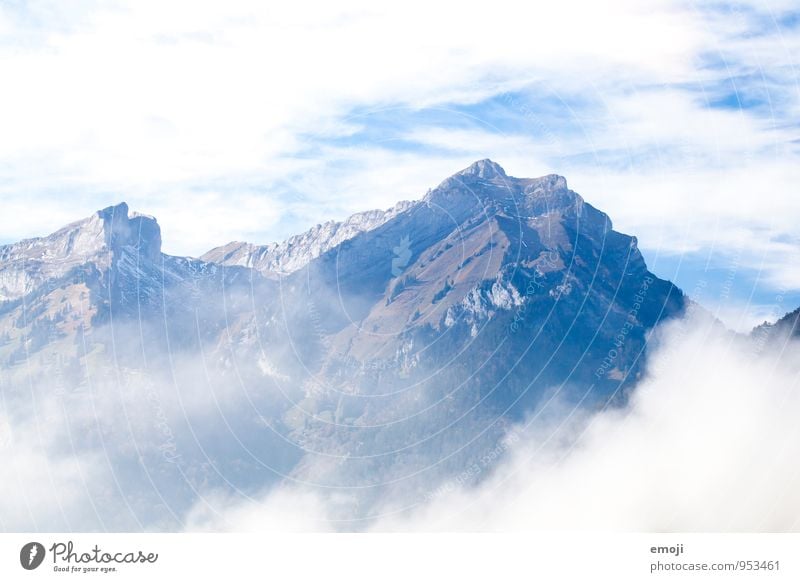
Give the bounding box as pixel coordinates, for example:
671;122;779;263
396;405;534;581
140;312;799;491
0;0;798;330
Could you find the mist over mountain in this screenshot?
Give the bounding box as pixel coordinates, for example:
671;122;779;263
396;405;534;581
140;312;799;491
0;160;736;530
752;306;800;345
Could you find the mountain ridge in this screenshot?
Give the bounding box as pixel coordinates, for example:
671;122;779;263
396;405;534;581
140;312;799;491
0;202;162;302
0;160;708;522
201;199;417;274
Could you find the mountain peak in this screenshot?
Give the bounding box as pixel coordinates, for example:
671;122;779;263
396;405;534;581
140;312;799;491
91;202;161;260
533;173;568;191
0;202;162;301
458;159;507;180
97;201;130;221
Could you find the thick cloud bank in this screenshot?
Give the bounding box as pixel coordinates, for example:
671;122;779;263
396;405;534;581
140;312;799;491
187;309;800;532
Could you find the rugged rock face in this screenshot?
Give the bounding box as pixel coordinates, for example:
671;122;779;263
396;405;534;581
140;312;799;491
0;203;161;302
0;160;687;526
277;160;682;384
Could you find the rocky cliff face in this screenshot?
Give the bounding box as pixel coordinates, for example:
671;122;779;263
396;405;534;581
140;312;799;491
0;203;161;302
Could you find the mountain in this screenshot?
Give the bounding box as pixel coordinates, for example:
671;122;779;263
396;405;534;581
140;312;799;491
0;202;262;372
752;306;800;345
775;308;800;336
0;202;160;302
265;159;684;391
0;160;687;528
245;160;686;496
202;200;416;274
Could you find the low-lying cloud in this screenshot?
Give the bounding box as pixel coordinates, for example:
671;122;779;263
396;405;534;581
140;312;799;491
185;308;800;532
2;307;799;531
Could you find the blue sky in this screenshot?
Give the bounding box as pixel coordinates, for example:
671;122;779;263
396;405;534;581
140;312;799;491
0;0;798;330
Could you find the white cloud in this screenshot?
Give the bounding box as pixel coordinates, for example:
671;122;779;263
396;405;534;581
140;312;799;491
185;487;337;533
0;0;719;253
0;0;701;167
378;310;800;531
0;394;107;531
189;309;800;532
569;161;800;290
